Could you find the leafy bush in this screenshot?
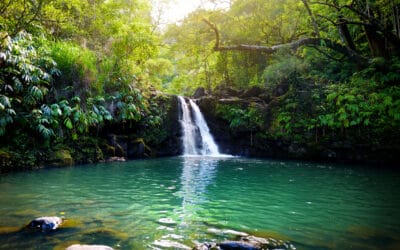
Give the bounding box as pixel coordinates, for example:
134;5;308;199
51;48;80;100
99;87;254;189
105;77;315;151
0;31;59;138
318;58;400;131
262;51;309;87
216;103;264;131
49;41;99;96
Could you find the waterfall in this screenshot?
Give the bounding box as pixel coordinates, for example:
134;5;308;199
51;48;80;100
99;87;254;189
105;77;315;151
178;96;221;156
178;96;199;155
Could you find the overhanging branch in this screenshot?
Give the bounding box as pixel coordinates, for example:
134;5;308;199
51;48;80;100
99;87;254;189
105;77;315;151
202;19;365;64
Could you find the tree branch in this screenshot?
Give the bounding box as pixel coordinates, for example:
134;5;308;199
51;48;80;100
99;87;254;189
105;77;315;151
202;18;220;50
301;0;320;37
202;19;365;64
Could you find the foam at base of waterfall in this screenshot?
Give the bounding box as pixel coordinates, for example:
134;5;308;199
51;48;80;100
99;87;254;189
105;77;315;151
180;154;235;158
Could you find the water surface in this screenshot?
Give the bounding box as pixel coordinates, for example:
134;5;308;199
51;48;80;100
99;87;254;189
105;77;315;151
0;157;399;249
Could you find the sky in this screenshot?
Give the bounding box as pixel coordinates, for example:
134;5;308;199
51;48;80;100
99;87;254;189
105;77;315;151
151;0;230;28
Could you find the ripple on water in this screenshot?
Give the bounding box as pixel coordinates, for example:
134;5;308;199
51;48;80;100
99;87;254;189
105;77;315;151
158;218;177;225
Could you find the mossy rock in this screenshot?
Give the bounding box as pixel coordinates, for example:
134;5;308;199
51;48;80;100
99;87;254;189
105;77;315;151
0;226;21;234
127;138;151;158
61;218;85;229
0;149;12;158
49;149;73;167
0;148;13;171
103;144;116;157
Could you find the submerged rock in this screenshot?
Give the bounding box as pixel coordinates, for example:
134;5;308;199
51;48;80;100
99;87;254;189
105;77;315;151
0;226;21;234
153;239;191;249
66;244;114;250
28;216;63;232
207;228;249;237
194;233;296;250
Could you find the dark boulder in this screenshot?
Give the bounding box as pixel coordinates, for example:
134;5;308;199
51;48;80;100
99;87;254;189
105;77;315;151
288;143;307;158
241;86;265;98
214;85;242;98
193;87;208;99
322;148;337;159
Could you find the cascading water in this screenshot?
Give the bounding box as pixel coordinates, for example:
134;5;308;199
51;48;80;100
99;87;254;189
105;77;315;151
178;96;199;155
178;96;221;156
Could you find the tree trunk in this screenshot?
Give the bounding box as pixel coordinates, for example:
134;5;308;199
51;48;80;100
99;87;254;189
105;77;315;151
338;16;357;52
364;25;387;57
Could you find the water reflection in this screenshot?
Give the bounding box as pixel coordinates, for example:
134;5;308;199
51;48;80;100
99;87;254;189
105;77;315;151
176;156;218;224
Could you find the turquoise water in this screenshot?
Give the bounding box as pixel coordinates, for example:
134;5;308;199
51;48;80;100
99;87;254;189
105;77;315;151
0;157;399;249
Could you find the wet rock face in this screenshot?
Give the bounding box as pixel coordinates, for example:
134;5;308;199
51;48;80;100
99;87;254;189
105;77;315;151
105;136;151;159
101;95;182;159
107;135;128;157
28;216;63;232
152;95;182;156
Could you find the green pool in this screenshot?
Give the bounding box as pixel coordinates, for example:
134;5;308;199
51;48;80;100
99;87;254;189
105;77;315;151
0;157;399;249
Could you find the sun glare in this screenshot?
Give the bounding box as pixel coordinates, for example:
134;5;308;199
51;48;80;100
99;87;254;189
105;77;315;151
151;0;230;28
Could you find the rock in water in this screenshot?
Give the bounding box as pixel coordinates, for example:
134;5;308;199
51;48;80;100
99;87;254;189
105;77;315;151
66;244;114;250
28;216;63;232
218;241;260;250
153;240;191;250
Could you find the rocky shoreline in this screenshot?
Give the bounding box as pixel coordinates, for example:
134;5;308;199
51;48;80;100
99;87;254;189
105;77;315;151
3;216;297;250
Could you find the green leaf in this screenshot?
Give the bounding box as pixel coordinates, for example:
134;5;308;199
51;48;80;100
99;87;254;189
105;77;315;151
37;124;54;139
64;118;73;129
29;86;43;101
